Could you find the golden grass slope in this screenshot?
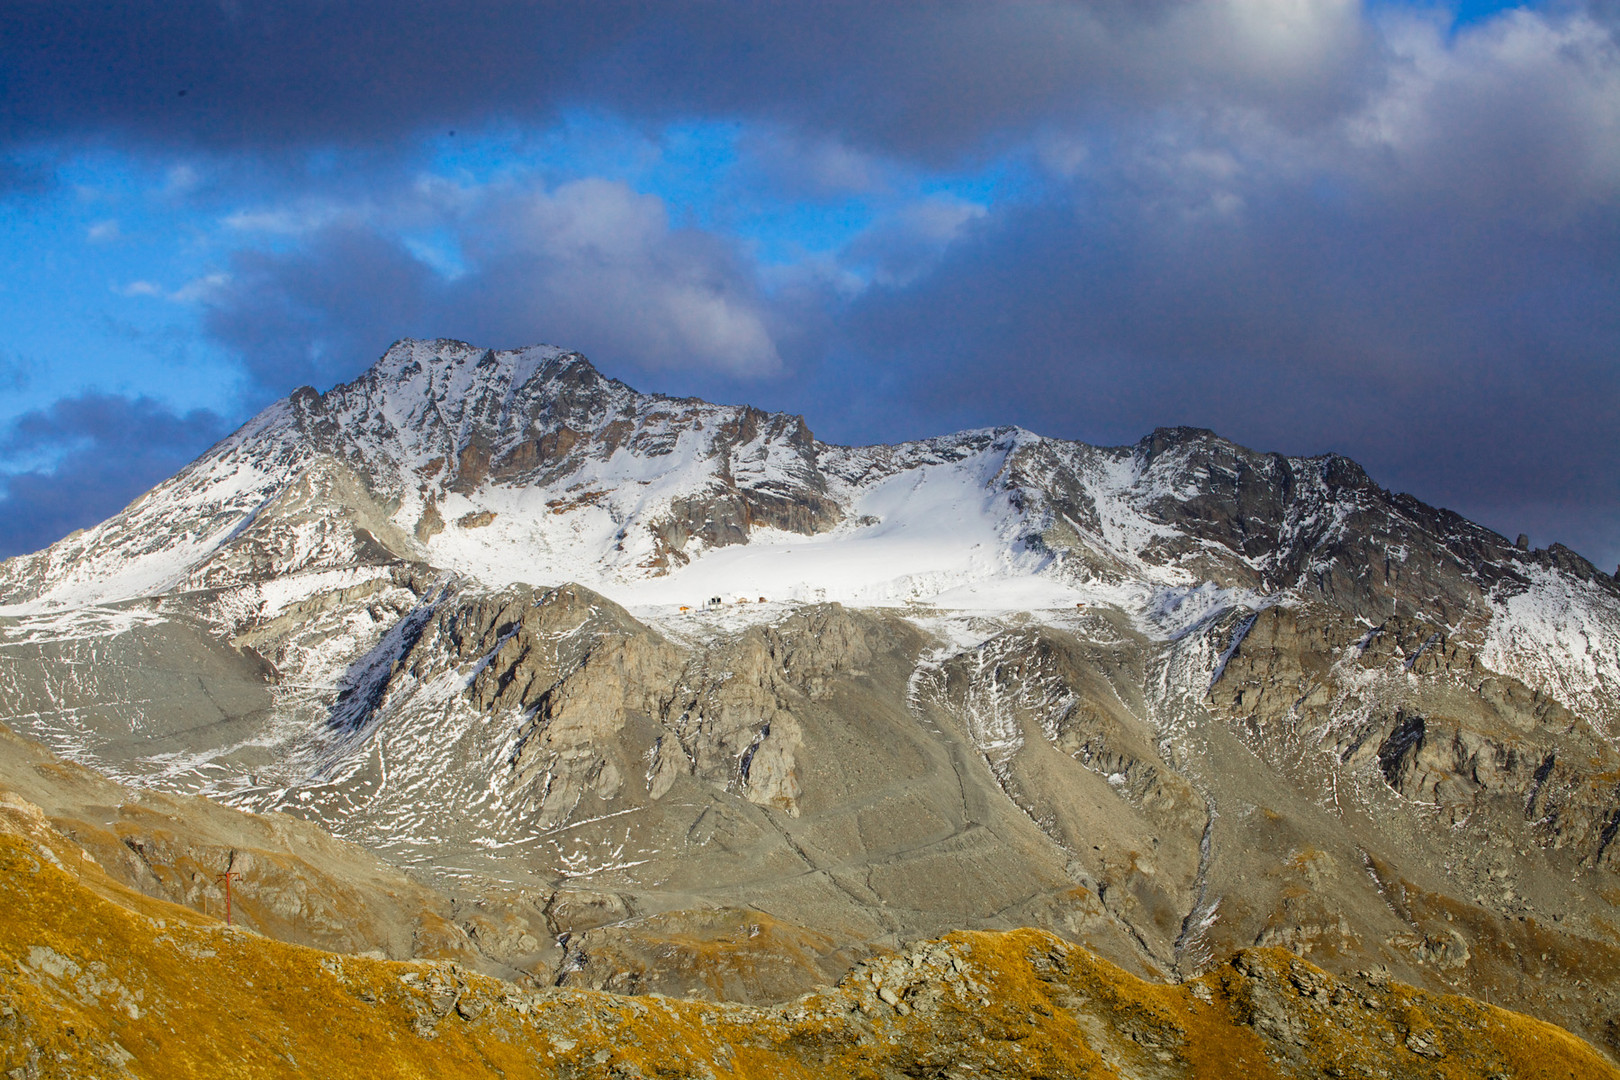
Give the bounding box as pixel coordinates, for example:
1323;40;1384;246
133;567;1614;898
0;792;1614;1080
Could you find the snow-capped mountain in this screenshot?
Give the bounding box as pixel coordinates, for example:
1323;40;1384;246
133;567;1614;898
4;338;1610;619
0;339;825;609
5;338;1616;724
3;337;1620;1049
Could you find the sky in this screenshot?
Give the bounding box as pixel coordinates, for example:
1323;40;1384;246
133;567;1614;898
0;0;1616;571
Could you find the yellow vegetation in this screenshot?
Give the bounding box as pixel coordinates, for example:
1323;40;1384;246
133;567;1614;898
2;806;1615;1080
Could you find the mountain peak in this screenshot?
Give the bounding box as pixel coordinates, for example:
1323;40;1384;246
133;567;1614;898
1135;425;1228;459
357;338;575;396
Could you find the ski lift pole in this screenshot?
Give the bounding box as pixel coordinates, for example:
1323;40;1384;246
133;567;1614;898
216;869;241;927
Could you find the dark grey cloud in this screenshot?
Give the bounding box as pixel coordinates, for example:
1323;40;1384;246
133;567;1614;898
0;1;637;151
0;1;1380;164
841;196;989;287
0;394;231;558
839;196;1620;566
603;0;1378;161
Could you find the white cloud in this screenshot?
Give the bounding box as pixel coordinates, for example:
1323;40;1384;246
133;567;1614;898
400;236;467;280
170;272;231;303
1018;3;1620;231
202;175;792;383
1348;8;1620;211
223;203;348;235
163;164;201;195
1179;0;1367;85
737;128;892;196
458;179;785;374
113;273;229;302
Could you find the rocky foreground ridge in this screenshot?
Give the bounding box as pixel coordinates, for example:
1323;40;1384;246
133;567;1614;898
2;791;1614;1080
1;338;1619;1065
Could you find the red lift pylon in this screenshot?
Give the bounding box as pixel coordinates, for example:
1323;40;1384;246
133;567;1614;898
216;869;241;927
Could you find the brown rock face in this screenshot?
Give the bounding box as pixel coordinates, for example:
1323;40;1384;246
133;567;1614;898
1210;604;1620;868
414;494;444;541
1198;601;1620;1047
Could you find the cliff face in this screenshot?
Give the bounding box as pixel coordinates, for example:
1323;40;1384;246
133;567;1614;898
1;338;1618;1062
